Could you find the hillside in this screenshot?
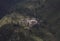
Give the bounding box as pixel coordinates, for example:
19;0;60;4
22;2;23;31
0;0;60;41
0;12;57;41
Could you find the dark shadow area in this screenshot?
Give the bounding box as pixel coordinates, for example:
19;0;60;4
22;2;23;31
0;24;35;41
0;24;20;41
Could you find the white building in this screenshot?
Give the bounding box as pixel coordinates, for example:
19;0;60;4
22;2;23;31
26;18;38;27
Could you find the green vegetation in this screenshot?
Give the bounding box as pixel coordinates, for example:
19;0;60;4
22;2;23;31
0;0;60;41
